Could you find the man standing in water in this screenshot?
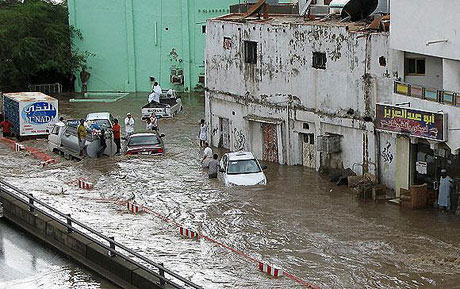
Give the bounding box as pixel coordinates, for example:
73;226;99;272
80;67;91;93
97;129;107;158
124;113;135;137
112;119;121;154
201;142;212;168
77;119;87;156
438;169;454;211
208;154;219;179
199;119;207;147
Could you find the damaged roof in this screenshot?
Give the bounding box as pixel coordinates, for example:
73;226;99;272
213;13;388;33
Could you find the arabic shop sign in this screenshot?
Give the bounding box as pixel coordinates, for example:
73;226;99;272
375;104;446;141
21;102;57;124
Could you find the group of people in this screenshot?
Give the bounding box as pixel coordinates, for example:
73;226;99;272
199;119;219;179
77;118;107;158
125;112;159;133
75;111;158;158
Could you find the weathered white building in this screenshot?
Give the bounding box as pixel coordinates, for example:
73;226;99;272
376;0;460;197
205;14;392;176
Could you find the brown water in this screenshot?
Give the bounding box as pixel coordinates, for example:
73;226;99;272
1;93;460;289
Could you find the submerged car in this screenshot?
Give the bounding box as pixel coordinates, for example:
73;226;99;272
125;132;165;155
141;90;182;119
85;112;115;130
48;119;116;159
219;152;267;186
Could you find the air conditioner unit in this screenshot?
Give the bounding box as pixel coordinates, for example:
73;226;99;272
170;69;184;85
317;135;342;154
310;5;329;16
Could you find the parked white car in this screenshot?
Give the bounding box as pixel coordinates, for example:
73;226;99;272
219;152;267;186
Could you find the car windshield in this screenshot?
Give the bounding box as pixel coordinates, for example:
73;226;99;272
227;159;261;175
89;119;111;128
128;135;160;146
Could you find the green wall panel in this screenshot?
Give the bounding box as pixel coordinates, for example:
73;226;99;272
69;0;235;93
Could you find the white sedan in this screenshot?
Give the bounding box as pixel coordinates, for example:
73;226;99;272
219;152;267;186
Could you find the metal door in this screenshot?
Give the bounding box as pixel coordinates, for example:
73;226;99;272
302;133;315;168
219;118;230;149
262;123;278;163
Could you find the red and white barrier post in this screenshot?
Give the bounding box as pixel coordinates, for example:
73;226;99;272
78;179;93;190
127;201;143;214
179;227;199;240
258;262;283;278
41;158;56;167
15;143;24;152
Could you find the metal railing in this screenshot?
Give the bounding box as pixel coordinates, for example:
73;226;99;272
0;179;202;289
28;83;63;94
394;80;460;107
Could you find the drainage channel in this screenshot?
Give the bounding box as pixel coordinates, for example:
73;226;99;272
0;178;202;289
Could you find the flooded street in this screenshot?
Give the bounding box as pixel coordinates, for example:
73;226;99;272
1;93;460;289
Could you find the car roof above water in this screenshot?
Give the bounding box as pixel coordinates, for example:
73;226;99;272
130;132;158;137
86;112;112;120
227;151;256;161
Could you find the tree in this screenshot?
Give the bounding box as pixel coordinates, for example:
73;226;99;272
0;0;90;92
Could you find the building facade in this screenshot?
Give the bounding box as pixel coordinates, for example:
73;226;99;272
68;0;236;92
376;0;460;198
205;14;392;177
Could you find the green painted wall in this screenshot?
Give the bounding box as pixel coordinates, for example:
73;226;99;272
68;0;236;93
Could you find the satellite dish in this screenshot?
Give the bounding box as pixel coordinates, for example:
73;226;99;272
341;0;378;21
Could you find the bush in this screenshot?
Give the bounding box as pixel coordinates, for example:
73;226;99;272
0;0;89;92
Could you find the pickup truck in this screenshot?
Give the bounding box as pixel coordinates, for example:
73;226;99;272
48;113;117;160
141;90;182;119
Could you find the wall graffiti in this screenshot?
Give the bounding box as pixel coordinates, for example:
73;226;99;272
233;128;246;151
382;141;393;163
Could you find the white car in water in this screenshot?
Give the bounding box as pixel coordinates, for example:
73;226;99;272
219;152;267;186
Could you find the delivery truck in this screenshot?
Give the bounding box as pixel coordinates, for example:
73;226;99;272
2;92;58;139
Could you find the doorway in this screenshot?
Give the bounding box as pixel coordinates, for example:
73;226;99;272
219;117;230;149
262;123;278;163
302;133;315;168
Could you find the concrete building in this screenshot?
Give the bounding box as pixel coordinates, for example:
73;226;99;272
376;0;460;198
205;13;392;177
67;0;237;93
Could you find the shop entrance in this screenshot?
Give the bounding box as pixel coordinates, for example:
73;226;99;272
395;137;410;198
412;141;460;209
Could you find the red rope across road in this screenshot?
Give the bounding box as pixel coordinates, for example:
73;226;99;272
84;196;322;288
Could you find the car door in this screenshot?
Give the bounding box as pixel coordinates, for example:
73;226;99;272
48;125;61;148
61;126;80;153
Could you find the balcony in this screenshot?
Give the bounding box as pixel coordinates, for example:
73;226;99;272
394;81;460;107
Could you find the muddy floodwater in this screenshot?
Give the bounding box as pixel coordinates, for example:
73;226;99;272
0;219;114;289
1;93;460;289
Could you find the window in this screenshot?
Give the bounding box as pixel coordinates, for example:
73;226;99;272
51;125;60;135
223;37;233;49
202;25;206;34
312;52;326;69
405;58;425;75
128;135;160;146
244;41;257;64
227;159;261;175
